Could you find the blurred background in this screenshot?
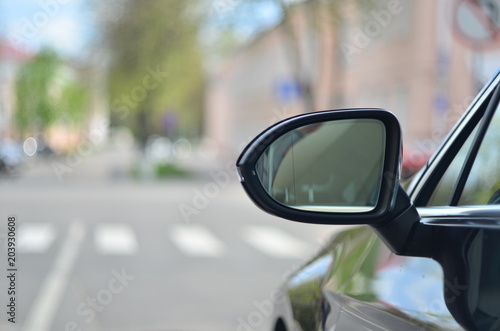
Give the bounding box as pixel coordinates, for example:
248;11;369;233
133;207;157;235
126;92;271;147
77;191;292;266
0;0;499;330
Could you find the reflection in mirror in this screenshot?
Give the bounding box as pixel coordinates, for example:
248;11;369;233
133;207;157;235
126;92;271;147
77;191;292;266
256;119;386;213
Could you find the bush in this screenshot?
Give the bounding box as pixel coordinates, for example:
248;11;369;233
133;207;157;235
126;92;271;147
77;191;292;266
154;162;189;178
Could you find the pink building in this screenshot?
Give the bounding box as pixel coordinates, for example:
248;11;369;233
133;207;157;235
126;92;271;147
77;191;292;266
205;0;477;175
0;41;31;139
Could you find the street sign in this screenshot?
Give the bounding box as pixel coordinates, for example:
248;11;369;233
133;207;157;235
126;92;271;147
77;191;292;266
453;0;500;50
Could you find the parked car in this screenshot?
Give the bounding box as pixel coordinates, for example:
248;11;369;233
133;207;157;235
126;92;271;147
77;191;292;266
0;140;23;176
236;70;500;331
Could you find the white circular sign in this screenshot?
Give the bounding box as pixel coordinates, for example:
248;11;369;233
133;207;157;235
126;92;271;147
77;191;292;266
453;0;500;50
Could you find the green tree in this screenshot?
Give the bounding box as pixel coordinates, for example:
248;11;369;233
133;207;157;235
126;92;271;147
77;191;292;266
14;49;90;137
98;0;205;148
57;75;90;128
15;49;60;135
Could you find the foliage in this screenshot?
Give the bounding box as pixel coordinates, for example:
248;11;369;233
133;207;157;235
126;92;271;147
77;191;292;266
15;49;60;135
14;49;90;136
98;0;205;147
155;162;189;178
129;161;190;179
57;78;89;126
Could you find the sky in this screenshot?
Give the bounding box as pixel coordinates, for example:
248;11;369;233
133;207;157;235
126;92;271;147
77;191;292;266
0;0;499;80
0;0;284;61
0;0;97;58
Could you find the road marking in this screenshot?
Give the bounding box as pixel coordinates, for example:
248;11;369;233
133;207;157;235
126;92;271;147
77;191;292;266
169;225;225;257
18;223;57;253
23;220;86;331
94;223;139;255
243;226;311;259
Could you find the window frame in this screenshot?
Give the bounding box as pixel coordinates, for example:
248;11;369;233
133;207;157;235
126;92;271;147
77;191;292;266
409;71;500;207
449;83;500;206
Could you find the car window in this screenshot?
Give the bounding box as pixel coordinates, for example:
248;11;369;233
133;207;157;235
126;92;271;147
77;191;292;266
426;87;500;208
427;126;478;207
459;103;500;206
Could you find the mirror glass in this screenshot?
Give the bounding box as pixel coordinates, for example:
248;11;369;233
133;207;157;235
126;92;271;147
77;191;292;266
256;119;386;213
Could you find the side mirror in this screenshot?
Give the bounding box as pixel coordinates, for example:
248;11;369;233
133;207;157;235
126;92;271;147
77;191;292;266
237;109;403;225
237;104;500;331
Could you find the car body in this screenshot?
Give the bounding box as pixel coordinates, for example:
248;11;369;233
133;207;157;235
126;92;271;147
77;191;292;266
236;70;500;331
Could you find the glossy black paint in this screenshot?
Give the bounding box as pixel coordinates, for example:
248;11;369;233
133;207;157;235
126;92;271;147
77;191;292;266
283;226;462;331
282;222;500;331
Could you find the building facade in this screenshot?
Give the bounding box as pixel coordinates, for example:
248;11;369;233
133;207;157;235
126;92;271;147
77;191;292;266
0;41;30;140
205;0;480;172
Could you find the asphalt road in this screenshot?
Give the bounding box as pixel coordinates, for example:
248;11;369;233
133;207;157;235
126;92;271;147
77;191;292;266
0;147;342;331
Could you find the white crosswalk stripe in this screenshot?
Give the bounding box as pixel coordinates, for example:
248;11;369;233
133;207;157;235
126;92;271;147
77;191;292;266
17;221;315;259
18;223;57;253
94;223;139;255
169;224;225;257
243;225;312;259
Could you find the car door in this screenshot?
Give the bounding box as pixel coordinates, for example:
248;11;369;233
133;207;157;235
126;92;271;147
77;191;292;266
319;72;500;331
408;70;500;331
313;225;459;331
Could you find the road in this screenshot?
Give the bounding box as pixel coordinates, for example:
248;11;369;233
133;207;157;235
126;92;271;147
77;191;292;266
0;145;342;331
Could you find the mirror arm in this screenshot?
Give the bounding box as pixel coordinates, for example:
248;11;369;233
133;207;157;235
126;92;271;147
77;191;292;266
371;185;432;258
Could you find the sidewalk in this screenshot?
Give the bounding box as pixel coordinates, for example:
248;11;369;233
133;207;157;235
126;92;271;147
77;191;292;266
15;139;138;183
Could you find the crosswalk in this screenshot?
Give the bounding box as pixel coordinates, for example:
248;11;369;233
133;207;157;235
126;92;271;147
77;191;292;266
169;224;226;257
12;222;319;260
243;225;311;258
94;223;139;255
17;223;57;253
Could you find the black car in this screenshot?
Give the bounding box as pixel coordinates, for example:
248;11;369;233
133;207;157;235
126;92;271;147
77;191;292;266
236;70;500;331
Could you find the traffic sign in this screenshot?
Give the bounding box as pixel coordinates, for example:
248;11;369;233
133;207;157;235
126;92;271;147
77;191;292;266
453;0;500;50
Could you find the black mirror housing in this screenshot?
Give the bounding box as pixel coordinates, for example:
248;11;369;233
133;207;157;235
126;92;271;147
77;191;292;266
236;109;403;225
